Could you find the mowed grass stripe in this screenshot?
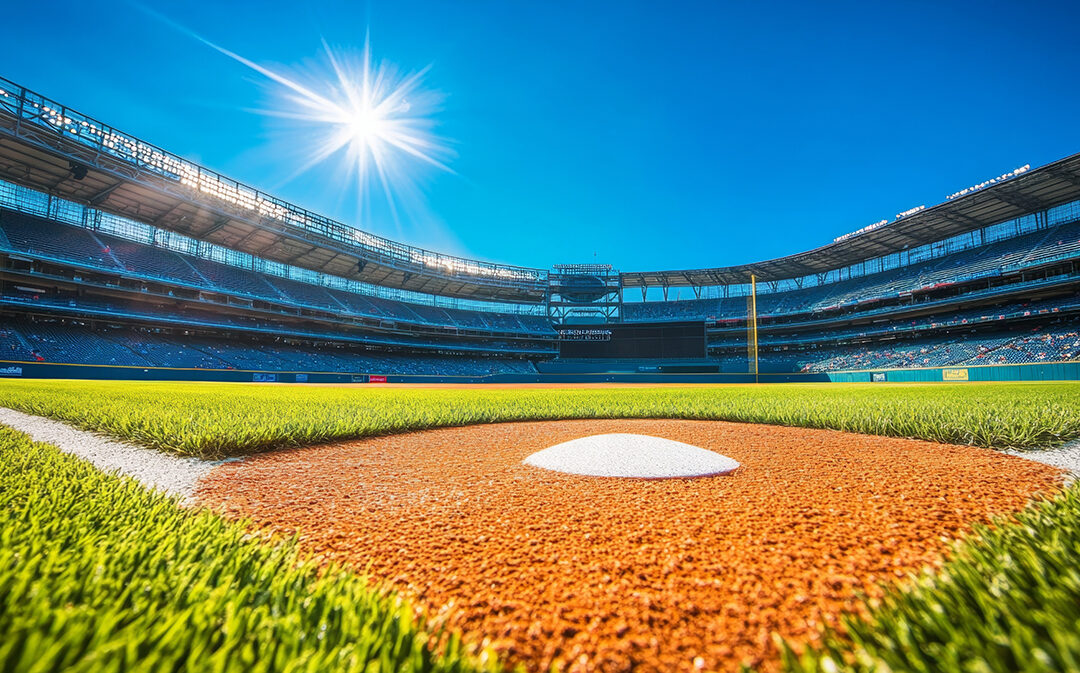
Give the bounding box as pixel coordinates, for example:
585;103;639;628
0;380;1077;457
0;426;496;673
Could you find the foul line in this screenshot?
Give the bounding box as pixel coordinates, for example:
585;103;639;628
0;407;222;503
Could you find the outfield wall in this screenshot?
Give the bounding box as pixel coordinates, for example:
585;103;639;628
0;361;368;384
824;360;1080;383
0;359;1078;384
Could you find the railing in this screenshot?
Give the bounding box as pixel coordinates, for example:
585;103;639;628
700;274;1080;333
707;301;1080;349
0;76;548;290
0;178;548;317
3;73;1077;303
0;296;558;356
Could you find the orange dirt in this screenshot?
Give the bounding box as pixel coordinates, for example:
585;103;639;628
196;420;1063;672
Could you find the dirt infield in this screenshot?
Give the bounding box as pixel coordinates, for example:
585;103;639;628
196;420;1064;672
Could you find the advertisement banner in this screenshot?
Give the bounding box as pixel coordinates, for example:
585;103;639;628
942;368;970;381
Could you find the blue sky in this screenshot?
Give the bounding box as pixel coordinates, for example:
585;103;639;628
3;1;1079;272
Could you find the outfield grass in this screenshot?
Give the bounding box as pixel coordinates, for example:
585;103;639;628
2;381;1079;672
0;380;1077;457
0;425;495;673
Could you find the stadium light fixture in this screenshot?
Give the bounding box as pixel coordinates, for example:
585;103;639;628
896;205;926;219
834;219;888;244
945;165;1030;201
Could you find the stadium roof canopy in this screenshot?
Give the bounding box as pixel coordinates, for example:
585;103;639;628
621;152;1080;289
1;75;1079;300
0;77;549;303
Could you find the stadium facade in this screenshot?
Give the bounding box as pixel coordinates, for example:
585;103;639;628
0;75;1078;383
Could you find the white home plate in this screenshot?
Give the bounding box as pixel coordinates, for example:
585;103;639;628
523;433;740;478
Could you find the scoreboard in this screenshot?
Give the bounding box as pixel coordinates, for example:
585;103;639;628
558;328;612;341
558;322;705;359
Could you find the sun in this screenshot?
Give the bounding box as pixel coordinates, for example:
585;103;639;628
347;107;385;143
198;34;453;226
311;40;450;178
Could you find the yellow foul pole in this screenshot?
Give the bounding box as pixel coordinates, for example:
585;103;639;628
749;274;759;383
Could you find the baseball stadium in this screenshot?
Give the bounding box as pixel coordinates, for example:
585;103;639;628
3;4;1080;673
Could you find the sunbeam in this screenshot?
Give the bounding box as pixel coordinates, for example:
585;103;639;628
192;28;453;229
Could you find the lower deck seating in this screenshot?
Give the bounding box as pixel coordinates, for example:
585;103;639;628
774;320;1080;372
1;319;539;375
0;209;554;337
0;211;116;268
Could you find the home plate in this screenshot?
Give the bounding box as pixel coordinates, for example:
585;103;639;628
523;433;740;478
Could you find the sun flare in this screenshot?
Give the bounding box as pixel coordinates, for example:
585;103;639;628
203;35;453;225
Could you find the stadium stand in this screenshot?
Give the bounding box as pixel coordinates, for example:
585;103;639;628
774;319;1080;372
0;73;1077;381
623;218;1080;323
2;211;116;268
1;318;538;375
0;208;554;338
708;298;1080;349
95;233;209;286
1;184;1077;379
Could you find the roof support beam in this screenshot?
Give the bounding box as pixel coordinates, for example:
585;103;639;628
287;245;320;264
203;216;231;237
885;229;928;248
940;211;985;229
233;228;266;249
1046;167;1080;189
779;260;819;277
151;200;188;226
993;188;1046;214
319;251;342;270
87;181;122;206
256;239;283;257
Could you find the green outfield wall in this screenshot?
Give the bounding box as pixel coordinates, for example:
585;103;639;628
825;360;1080;383
0;359;1077;384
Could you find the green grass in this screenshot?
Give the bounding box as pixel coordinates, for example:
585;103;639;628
780;481;1080;673
2;380;1079;672
0;380;1077;457
0;425;496;673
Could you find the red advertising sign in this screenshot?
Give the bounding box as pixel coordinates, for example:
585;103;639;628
368;375;387;383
